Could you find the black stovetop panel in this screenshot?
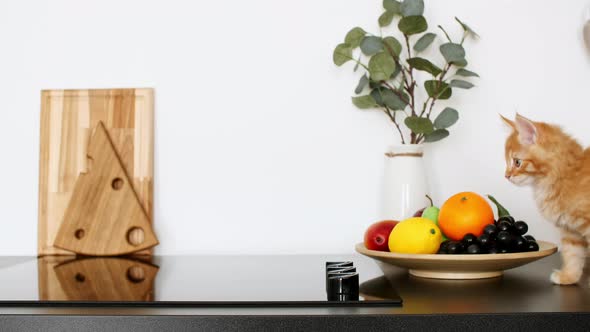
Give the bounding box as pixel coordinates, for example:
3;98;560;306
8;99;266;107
0;256;401;307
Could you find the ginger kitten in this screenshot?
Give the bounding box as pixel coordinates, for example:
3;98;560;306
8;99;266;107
502;113;589;285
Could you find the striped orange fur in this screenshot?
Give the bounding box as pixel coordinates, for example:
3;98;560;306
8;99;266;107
502;114;589;285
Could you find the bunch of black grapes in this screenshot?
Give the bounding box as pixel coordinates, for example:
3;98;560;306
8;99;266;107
437;216;540;254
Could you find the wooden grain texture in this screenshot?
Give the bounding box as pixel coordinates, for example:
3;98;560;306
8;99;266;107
37;256;73;301
355;241;558;280
38;88;154;256
53;122;158;256
38;256;158;301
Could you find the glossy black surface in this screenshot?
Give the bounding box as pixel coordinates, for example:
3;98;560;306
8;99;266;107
1;254;590;315
0;255;401;307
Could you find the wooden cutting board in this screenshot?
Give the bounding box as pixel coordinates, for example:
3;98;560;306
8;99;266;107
38;88;154;256
53;122;158;255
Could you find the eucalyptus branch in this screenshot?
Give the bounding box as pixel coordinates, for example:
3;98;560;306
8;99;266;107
438;25;453;43
382;42;411;93
425;95;438;119
423;63;453;118
404;34;412;60
342;54;369;70
419;97;432;117
403;34;419;143
333;2;478;145
416;134;424;144
403;35;417;117
383;106;405;144
353;59;369;71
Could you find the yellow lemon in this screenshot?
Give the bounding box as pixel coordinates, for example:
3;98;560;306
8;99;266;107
388;217;442;254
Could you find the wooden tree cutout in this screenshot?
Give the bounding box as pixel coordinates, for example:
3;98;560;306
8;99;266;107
54;122;158;256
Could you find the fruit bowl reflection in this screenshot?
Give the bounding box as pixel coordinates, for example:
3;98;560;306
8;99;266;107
355;241;558;280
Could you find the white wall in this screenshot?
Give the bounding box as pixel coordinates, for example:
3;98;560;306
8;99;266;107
0;0;588;255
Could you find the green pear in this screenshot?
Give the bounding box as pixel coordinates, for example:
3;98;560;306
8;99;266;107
421;206;439;223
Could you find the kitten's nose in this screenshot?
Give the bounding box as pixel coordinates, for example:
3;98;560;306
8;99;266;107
505;174;511;179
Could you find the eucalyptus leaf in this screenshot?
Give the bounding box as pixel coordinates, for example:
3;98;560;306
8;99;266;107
405;116;434;134
381;88;409;110
455;68;479;77
407;57;442;76
450;79;475;89
383;36;402;57
433;107;458;129
352;95;377;109
440;43;465;64
401;0;424;17
345;27;366;49
370;88;384;106
368;52;396;81
360;36;384;56
413;33;436;52
424;129;449;142
383;0;401;13
455;17;479;38
390;64;402;79
424;80;452;99
333;43;353;66
355;75;370;94
379;11;395;27
398;16;427;35
453;58;468;67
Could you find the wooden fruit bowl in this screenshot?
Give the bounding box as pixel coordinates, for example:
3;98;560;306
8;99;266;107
355;241;558;280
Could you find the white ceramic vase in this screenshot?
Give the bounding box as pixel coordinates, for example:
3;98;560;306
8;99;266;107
380;144;431;221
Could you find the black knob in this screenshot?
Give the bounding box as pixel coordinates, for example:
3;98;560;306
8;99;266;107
327;273;359;301
326;266;356;292
325;261;353;268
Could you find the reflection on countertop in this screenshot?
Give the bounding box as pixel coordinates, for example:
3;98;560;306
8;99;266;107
38;256;159;301
360;256;590;314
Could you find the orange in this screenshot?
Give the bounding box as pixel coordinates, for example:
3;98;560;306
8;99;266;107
438;192;494;241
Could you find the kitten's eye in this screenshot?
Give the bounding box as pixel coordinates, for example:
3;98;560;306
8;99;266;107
513;158;522;168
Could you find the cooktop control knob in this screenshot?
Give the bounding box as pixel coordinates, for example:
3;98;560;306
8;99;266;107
325;261;359;301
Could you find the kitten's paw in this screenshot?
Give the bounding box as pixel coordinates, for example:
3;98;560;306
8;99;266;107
550;269;581;285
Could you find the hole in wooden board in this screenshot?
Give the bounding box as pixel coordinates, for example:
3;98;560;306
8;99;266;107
126;266;146;283
127;227;145;246
75;273;86;283
75;229;85;239
111;177;124;190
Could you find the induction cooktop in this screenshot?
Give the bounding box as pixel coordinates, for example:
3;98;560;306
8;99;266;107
0;255;402;307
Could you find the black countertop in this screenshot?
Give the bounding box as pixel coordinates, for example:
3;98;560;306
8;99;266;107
0;254;589;331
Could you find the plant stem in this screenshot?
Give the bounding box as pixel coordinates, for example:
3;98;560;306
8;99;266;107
425;63;452;119
420;97;432;117
438;25;453;43
403;35;416;116
383;106;405;144
343;54;369;70
403;34;418;144
382;42;412;95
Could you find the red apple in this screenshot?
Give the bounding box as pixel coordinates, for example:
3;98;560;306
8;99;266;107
413;208;426;217
364;220;399;251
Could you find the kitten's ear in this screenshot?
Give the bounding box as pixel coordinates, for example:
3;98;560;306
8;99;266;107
515;113;538;145
500;114;515;130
